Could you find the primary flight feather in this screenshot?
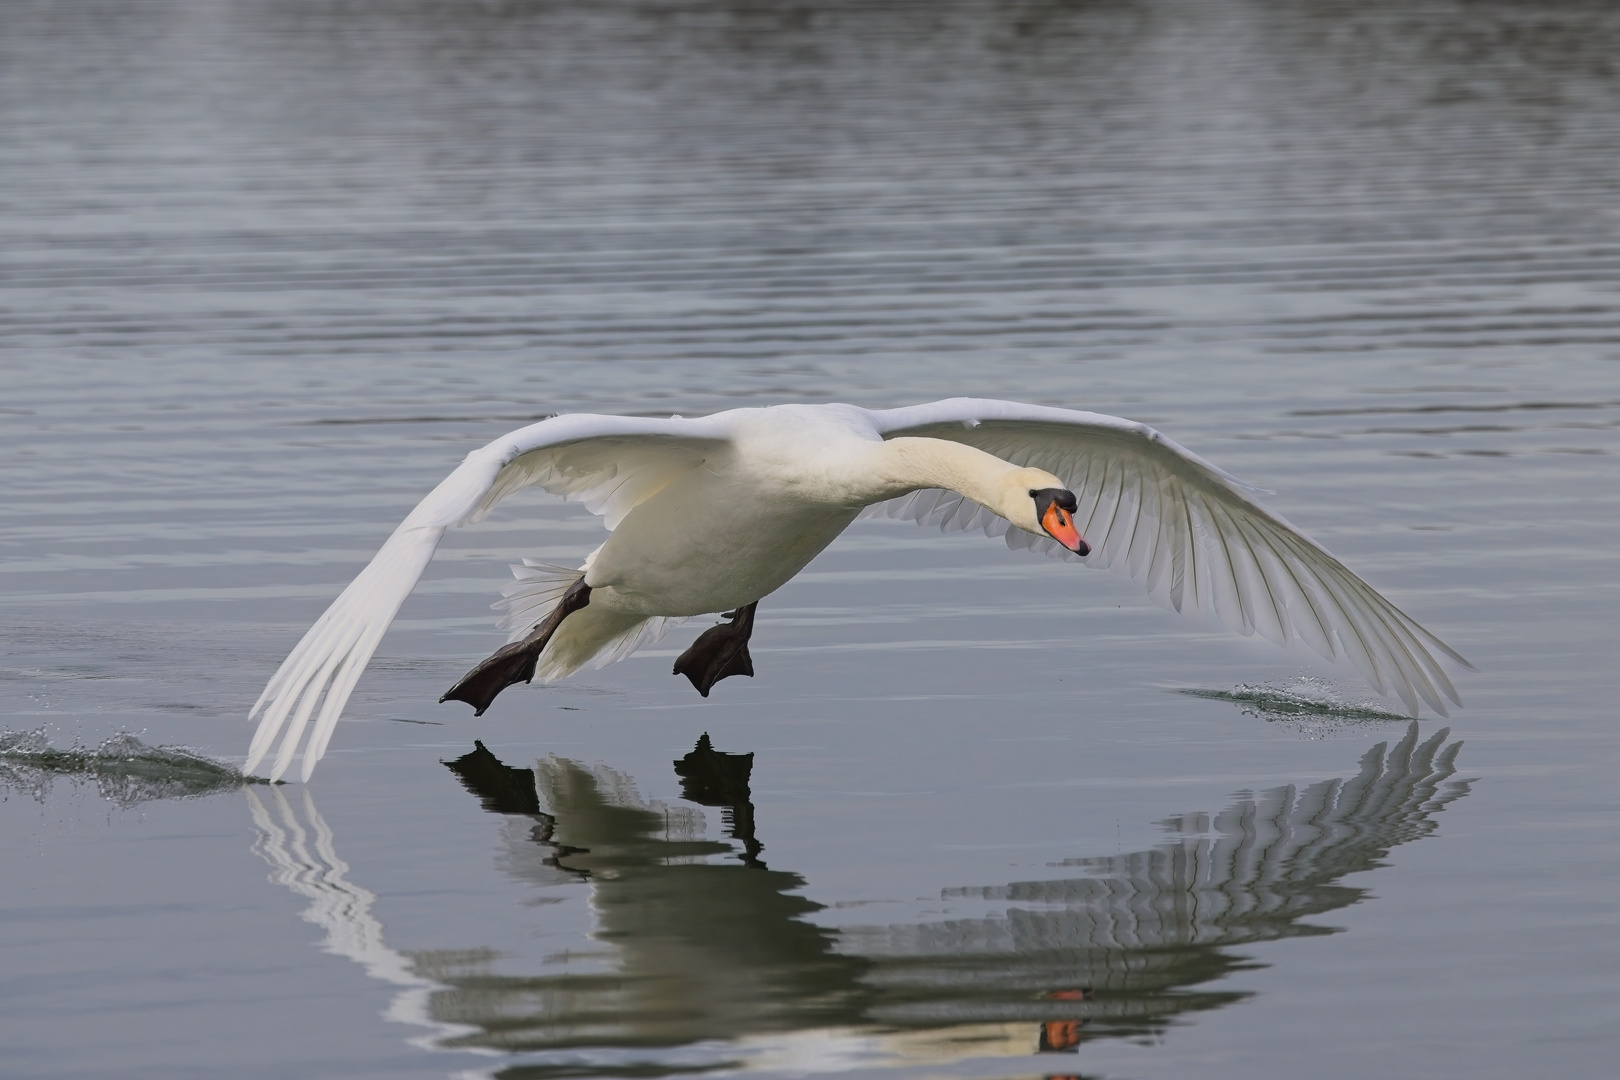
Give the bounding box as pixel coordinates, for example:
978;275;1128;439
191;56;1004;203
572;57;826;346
246;399;1470;781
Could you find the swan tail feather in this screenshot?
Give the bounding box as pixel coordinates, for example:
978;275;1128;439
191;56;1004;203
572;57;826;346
496;559;589;641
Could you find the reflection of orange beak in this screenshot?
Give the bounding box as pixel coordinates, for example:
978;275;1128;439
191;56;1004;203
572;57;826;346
1039;1018;1085;1052
1042;502;1089;556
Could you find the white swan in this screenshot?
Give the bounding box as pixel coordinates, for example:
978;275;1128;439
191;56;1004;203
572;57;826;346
246;398;1470;781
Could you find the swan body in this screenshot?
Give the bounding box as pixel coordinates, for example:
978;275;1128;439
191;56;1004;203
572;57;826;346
246;399;1470;781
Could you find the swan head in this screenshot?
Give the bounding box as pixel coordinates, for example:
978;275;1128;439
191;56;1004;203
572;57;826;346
1000;469;1090;555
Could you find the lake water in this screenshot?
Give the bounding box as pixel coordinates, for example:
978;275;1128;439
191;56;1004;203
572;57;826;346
2;1;1618;1077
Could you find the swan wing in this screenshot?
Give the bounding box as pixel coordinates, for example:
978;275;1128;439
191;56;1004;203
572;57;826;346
864;398;1471;716
246;413;732;781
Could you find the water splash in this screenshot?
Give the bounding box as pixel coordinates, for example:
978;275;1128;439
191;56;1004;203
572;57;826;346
0;728;263;806
1178;677;1415;729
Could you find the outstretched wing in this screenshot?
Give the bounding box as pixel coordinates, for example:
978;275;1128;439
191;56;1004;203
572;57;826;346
863;398;1471;716
246;413;732;782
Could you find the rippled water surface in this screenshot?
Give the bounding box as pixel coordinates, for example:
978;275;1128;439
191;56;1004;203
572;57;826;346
3;1;1618;1077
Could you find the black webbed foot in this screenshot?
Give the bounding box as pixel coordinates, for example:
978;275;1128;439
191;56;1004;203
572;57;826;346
441;579;591;715
673;602;757;697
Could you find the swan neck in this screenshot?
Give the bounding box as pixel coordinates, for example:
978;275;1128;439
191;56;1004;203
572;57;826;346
873;437;1021;509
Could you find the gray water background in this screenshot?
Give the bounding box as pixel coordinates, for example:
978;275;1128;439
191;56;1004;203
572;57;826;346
2;0;1618;1076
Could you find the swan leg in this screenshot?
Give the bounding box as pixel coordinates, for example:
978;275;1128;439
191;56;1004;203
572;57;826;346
673;602;757;697
441;579;592;715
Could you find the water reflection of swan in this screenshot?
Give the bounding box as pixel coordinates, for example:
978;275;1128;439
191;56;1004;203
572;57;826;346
246;725;1471;1075
849;724;1470;1044
242;787;475;1052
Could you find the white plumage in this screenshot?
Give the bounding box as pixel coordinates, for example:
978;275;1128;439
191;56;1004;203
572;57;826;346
246;398;1470;781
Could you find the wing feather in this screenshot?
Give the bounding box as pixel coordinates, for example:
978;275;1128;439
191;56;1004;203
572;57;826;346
246;413;731;781
866;398;1471;714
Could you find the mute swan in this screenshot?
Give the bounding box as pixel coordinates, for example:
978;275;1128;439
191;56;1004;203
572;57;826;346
246;398;1470;781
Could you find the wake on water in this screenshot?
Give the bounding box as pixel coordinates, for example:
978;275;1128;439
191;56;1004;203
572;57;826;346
1179;677;1416;730
0;728;264;806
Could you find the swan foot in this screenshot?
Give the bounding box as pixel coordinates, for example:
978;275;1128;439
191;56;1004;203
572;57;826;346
673;602;757;697
440;579;592;715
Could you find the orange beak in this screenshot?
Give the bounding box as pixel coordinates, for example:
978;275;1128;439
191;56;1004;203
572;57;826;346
1042;502;1089;555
